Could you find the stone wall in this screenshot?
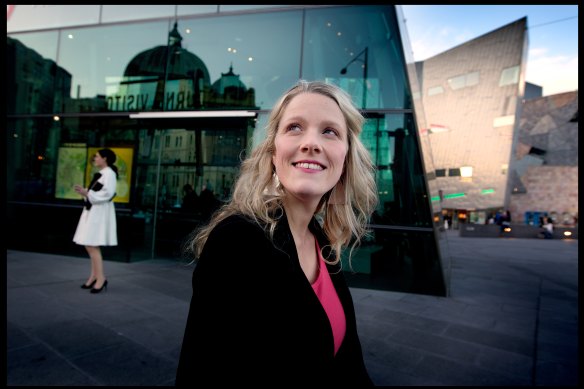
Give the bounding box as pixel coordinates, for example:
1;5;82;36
459;223;578;239
509;166;578;226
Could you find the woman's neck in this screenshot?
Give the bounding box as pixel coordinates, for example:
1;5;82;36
282;200;319;283
282;197;317;238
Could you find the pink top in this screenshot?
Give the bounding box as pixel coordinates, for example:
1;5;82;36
311;240;346;356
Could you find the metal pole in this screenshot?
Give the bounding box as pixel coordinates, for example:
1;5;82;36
151;130;164;259
340;47;369;109
362;47;368;109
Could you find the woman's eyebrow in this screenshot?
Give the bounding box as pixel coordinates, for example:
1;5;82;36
282;115;343;129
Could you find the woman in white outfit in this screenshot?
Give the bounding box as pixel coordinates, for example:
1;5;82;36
73;148;118;294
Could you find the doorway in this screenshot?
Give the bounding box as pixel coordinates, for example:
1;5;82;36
126;115;254;260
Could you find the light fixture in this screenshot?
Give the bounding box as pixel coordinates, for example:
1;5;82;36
443;192;465;199
129;111;257;119
460;166;473;178
428;124;450;134
339;47;368;108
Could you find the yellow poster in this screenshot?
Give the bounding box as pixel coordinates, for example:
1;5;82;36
85;147;133;203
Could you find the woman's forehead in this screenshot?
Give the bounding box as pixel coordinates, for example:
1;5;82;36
281;93;345;126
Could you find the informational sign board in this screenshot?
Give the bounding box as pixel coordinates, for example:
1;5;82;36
85;147;134;203
55;143;87;200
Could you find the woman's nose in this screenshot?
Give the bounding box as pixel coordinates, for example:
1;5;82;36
300;132;322;152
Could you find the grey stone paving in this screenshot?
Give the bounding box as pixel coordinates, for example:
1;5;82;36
6;230;578;386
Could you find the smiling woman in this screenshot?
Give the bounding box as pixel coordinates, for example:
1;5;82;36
176;80;378;386
272;92;349;208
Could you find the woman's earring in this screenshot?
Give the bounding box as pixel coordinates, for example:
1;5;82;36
265;172;281;195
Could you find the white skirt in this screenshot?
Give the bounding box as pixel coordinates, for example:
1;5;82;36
73;201;118;246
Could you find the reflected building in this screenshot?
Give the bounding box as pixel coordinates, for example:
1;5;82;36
113;22;257;212
7;36;72;115
7;5;450;296
209;64;257;109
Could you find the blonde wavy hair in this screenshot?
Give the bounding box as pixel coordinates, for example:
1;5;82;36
185;80;378;266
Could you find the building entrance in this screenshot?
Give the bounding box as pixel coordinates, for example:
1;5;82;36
126;114;254;261
5;113;255;263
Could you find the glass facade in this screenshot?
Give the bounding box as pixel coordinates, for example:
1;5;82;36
7;5;448;296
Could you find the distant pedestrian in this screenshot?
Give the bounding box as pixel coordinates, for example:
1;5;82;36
504;210;512;223
495;210;503;226
499;209;511;234
181;184;199;213
199;183;220;221
542;216;553;239
73;148;118;294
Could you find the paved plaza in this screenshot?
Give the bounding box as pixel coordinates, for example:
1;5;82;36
7;230;578;386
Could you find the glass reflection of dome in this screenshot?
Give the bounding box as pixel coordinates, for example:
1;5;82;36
118;22;255;110
209;63;257;109
123;22;210;83
211;64;247;97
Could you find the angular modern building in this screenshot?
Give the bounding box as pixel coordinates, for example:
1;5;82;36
6;5;462;296
414;18;529;227
509;91;578;226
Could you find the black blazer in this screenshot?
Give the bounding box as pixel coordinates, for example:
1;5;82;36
176;213;373;387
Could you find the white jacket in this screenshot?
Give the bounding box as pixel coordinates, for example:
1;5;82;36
73;166;118;246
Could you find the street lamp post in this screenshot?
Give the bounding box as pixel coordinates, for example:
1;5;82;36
340;47;368;108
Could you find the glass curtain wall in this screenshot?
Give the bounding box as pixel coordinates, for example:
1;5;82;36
7;5;447;296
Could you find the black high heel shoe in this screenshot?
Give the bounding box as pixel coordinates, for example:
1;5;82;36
90;280;108;294
81;279;97;289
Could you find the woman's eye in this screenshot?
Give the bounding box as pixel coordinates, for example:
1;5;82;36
323;128;338;136
287;124;301;132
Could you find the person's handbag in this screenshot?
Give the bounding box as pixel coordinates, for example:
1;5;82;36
84;173;115;210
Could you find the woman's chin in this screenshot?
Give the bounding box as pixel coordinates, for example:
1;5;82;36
284;189;329;205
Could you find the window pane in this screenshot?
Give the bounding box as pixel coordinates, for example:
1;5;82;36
466;71;479;87
52;11;304;113
7;32;60;114
101;5;176;23
493;115;515;127
177;10;303;110
360;113;432;227
7;5;100;33
302;5;411;109
6;116;136;204
218;5;292;12
177;5;218;16
447;74;466;90
427;85;444;96
499;65;520;86
8;31;58;62
58;20;170;109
